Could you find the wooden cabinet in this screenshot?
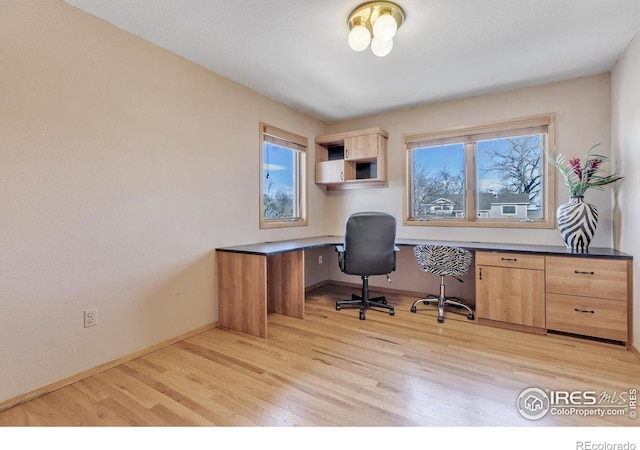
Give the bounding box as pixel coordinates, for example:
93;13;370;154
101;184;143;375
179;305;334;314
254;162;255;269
476;251;546;332
545;256;629;343
476;251;631;346
344;134;380;160
316;160;350;184
315;127;388;190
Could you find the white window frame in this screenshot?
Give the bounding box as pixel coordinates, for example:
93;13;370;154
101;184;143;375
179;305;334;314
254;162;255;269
402;113;555;228
259;122;308;229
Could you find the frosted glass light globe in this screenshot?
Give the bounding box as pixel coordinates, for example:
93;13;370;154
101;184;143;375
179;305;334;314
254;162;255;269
372;13;397;41
348;25;371;51
371;36;393;57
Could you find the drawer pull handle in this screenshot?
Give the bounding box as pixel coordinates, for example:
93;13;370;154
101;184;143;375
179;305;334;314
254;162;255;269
574;270;595;275
574;308;595;314
501;257;517;261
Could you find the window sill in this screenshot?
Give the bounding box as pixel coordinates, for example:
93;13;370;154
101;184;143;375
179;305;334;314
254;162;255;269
403;218;555;229
260;218;309;229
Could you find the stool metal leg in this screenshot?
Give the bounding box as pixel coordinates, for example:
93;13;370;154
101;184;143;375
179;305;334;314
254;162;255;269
410;294;437;313
410;275;474;323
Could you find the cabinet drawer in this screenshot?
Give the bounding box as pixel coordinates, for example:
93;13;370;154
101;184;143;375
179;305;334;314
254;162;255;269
545;257;627;301
476;252;545;270
546;293;627;342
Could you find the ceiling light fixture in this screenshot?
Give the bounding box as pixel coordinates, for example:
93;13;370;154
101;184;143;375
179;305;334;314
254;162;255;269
347;1;404;57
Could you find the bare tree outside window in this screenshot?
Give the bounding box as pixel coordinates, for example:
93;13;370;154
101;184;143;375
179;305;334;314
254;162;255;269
263;177;294;219
477;135;544;219
411;143;466;219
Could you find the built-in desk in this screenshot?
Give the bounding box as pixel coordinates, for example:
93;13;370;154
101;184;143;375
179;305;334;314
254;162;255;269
216;236;633;345
216;237;341;338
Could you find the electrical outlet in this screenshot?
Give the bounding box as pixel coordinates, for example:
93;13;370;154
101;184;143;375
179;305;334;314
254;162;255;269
84;308;97;328
318;255;323;264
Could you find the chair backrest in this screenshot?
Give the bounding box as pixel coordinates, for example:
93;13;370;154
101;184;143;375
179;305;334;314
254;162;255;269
342;212;397;276
414;244;472;277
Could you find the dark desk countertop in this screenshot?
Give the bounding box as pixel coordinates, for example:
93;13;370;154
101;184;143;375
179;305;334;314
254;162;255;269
216;235;632;259
216;236;343;256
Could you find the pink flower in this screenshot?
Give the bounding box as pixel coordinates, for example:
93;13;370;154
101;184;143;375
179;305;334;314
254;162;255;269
568;158;582;180
585;158;602;180
545;144;623;197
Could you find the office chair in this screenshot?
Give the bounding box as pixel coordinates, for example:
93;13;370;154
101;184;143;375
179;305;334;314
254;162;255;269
335;212;399;320
410;244;475;323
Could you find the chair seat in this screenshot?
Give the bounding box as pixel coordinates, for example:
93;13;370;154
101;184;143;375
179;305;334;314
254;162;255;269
414;244;472;277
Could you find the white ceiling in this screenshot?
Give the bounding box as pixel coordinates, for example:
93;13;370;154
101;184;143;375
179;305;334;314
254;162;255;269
63;0;640;123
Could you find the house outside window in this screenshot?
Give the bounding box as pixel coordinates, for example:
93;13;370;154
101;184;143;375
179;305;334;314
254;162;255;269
259;123;308;229
403;113;555;228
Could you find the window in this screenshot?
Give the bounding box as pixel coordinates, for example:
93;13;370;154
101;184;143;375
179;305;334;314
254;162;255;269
259;123;308;228
403;114;555;228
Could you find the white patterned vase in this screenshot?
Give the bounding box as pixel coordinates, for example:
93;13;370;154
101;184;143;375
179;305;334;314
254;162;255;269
556;196;598;252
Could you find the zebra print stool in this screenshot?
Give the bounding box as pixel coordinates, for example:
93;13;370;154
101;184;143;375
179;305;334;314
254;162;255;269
411;244;475;323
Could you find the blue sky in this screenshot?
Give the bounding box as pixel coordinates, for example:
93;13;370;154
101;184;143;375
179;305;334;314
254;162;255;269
412;137;543;194
263;143;295;195
413;143;464;175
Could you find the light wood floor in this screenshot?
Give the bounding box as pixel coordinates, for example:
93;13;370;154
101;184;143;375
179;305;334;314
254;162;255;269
1;283;639;427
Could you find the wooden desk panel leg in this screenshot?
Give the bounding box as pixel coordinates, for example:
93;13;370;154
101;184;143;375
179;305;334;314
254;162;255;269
267;250;305;319
217;251;267;338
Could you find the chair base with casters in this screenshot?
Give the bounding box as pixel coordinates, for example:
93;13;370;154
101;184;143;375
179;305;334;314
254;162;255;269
336;275;395;320
410;274;474;323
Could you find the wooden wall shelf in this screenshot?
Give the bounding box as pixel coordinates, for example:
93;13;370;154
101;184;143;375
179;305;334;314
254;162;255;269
315;127;388;190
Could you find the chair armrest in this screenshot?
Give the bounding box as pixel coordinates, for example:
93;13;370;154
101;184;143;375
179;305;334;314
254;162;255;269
335;245;345;272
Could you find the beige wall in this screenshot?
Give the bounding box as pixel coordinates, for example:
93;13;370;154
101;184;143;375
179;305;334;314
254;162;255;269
324;74;614;249
612;30;640;349
0;1;326;403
